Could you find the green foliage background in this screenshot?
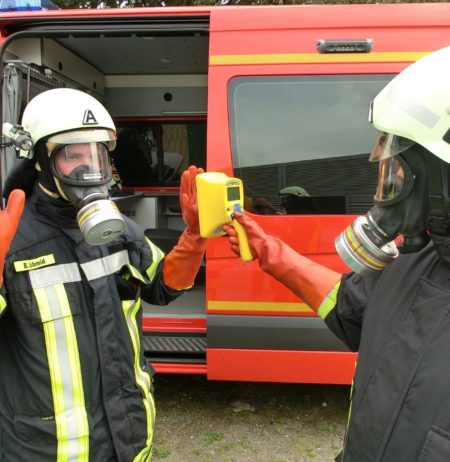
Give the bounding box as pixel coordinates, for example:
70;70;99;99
52;0;443;12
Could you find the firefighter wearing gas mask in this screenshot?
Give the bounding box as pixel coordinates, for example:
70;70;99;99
223;46;450;461
0;88;206;461
13;87;123;245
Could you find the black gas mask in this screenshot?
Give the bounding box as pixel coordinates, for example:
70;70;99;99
335;133;430;275
36;132;124;245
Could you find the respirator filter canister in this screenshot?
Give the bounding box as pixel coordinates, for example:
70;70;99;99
335;215;398;276
77;199;124;246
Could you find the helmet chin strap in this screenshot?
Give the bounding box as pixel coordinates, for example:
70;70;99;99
37;181;60;199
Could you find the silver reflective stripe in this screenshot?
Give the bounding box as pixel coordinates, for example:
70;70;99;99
387;83;440;129
29;262;81;288
144;238;165;283
30;263;89;462
80;250;129;281
80;250;148;284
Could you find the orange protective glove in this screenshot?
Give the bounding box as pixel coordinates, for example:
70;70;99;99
223;213;341;312
0;189;25;286
163;166;207;290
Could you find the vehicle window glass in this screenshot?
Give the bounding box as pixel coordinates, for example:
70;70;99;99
228;75;394;215
112;121;206;187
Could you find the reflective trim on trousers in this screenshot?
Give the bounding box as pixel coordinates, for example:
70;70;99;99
122;298;156;462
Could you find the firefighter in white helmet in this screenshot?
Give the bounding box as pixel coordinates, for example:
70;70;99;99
224;45;450;461
0;88;206;461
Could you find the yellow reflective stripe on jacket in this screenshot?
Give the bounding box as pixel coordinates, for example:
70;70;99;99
144;237;165;283
30;263;89;462
0;295;6;315
122;299;155;462
317;281;341;320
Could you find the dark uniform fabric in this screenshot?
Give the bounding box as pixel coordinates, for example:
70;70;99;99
0;186;181;462
325;243;450;462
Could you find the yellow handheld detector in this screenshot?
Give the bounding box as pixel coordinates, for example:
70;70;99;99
196;172;253;262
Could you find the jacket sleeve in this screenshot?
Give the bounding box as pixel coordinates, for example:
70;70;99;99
120;216;186;306
319;271;380;351
139;236;185;306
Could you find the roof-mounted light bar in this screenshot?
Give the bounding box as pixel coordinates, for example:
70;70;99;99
0;0;42;11
317;39;373;54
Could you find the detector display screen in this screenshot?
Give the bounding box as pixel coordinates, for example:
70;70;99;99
227;186;241;201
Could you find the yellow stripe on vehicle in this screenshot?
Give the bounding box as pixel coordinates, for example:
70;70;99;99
207;300;314;313
210;51;429;66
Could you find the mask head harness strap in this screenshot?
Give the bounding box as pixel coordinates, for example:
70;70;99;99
426;153;450;236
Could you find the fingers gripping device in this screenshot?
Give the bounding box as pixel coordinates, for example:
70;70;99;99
196;172;253;262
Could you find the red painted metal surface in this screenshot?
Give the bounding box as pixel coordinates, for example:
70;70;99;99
207;349;357;384
143;317;206;334
152;362;207;375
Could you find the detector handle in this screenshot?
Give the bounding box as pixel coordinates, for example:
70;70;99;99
232;217;253;262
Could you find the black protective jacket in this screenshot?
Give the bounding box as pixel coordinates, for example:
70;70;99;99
325;243;450;462
0;186;181;462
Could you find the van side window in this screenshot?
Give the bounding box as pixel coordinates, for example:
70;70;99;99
228;75;394;215
113;122;206;187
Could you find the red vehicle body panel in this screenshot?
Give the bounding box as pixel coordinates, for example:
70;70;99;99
2;3;450;383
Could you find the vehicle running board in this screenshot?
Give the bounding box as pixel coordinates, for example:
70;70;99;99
143;333;206;363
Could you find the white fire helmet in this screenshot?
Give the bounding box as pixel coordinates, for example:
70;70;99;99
20;88;116;156
370;45;450;164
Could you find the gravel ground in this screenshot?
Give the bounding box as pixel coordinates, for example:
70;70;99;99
152;374;349;462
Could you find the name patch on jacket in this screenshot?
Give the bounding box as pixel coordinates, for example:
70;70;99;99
13;254;56;272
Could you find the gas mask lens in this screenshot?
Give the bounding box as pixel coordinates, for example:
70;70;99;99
374;157;405;202
53;142;111;185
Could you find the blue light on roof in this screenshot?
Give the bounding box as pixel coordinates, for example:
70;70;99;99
0;0;43;11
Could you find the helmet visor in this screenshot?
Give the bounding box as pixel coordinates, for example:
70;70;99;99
369;132;415;162
47;129;116;151
52;142;112;185
374;156;406;202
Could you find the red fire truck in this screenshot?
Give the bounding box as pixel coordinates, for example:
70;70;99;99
1;2;450;384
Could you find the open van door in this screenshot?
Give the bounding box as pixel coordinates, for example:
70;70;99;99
0;8;211;373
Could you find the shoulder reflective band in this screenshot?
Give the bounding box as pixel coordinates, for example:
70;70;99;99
317;281;341;320
13;254;56;272
144;237;165;283
80;250;148;284
122;299;155;462
29;263;89;462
